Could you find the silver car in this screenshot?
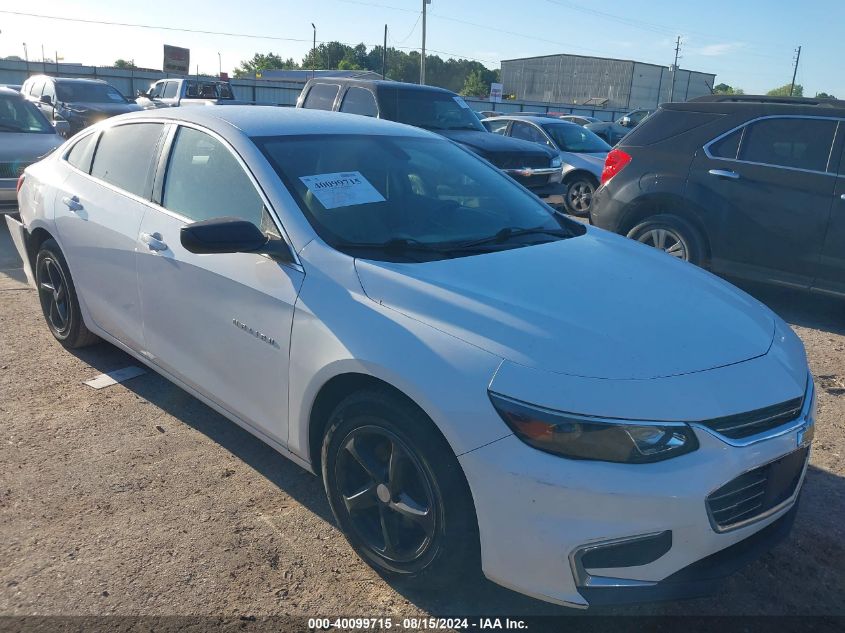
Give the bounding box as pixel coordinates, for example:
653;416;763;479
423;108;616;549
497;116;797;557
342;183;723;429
0;87;65;213
483;115;610;216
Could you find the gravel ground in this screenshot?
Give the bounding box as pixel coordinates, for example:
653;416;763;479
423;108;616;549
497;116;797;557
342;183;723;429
0;222;844;625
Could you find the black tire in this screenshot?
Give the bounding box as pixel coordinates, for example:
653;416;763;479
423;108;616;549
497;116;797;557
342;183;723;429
626;213;705;266
563;175;597;217
321;389;479;583
35;239;99;348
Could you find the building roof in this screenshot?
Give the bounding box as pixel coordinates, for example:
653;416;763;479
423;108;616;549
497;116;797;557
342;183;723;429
501;52;714;77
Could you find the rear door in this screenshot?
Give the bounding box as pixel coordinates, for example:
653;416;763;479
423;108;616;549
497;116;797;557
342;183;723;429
687;115;838;288
136;124;303;445
53;122;166;349
814;123;845;294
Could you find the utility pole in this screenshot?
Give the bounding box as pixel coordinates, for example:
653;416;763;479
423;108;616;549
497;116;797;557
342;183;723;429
420;0;430;85
41;44;46;73
790;45;802;97
668;35;681;102
382;25;387;79
218;52;222;77
311;23;316;79
23;42;29;76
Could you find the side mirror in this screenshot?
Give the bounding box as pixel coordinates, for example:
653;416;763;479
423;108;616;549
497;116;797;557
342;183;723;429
40;94;53;106
136;90;147;98
619;116;632;127
180;217;293;261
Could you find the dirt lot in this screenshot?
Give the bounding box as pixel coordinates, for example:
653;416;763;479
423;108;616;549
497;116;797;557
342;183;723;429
1;222;844;625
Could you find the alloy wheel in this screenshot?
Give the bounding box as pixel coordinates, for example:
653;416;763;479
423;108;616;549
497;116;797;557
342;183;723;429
37;256;71;335
567;180;594;214
335;425;437;564
636;227;687;260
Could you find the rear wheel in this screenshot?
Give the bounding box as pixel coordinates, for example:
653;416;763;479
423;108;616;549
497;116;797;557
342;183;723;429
35;239;99;348
626;213;705;266
321;389;478;582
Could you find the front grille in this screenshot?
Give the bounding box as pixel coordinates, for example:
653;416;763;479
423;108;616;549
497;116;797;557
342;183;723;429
0;161;30;179
698;397;803;439
491;153;549;170
706;447;808;531
514;173;552;189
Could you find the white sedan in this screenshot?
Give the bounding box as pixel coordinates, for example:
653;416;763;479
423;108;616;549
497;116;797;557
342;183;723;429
8;106;815;608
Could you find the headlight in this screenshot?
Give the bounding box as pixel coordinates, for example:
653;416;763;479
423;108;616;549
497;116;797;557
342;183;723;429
489;393;699;464
551;156;562;168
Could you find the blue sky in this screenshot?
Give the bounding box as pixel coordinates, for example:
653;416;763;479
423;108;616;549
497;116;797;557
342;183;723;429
0;0;842;97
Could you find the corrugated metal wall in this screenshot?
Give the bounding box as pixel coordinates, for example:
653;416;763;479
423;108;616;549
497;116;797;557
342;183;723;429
502;55;715;109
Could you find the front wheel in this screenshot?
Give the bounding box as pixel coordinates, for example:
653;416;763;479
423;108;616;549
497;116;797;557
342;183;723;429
321;389;478;582
564;176;597;216
626;213;705;266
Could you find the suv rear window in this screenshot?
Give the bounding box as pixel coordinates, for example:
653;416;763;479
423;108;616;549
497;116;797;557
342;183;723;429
303;83;340;111
622;109;722;146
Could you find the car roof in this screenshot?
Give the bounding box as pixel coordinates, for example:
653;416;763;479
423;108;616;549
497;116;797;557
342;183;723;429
0;87;23;97
111;105;439;138
486;114;578;127
24;75;110;85
305;77;455;96
669;95;845;117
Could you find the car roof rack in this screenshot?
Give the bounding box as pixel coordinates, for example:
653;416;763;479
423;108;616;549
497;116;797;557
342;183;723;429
689;94;845;108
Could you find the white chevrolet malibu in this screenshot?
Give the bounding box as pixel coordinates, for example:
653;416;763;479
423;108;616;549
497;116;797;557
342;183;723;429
8;107;815;608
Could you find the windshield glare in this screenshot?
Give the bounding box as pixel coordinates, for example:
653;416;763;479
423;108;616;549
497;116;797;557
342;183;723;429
0;94;53;133
255;134;578;261
382;91;485;132
56;82;127;104
544;123;610;153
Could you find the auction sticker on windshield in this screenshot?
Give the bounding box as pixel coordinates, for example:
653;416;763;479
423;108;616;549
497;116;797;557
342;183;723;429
300;172;386;209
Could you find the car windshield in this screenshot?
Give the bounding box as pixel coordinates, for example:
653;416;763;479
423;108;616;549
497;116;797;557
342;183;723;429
56;82;126;104
543;123;610;153
0;94;52;133
186;81;234;99
380;90;485;132
254;134;582;262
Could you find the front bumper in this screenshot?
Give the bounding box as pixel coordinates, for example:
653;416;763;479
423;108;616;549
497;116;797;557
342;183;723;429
530;181;567;206
459;417;809;608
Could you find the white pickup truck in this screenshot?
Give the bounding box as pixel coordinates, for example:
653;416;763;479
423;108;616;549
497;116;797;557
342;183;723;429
135;78;243;109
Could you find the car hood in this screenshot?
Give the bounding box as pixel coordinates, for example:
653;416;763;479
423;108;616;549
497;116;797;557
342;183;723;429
438;129;555;160
560;151;606;175
354;228;775;380
62;101;142;116
0;132;62;163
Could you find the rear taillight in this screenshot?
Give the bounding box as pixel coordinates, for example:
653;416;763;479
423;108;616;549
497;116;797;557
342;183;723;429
16;174;25;195
600;148;632;185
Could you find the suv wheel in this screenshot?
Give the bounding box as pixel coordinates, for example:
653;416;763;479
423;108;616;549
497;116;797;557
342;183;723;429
321;389;478;582
627;213;704;265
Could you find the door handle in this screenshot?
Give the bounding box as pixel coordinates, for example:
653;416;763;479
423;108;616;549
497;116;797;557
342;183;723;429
708;169;740;180
840;194;845;201
140;232;168;252
61;195;84;212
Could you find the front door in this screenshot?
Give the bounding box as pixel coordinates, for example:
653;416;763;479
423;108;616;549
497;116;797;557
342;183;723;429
687;115;838;288
815;129;845;294
136;125;303;445
53;123;166;350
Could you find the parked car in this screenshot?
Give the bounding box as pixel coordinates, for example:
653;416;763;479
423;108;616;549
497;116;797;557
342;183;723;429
477;110;498;118
0;87;64;213
585;120;629;146
9;106;814;609
483;115;610;215
135;78;240;109
20;76;140;136
296;78;566;206
591;94;845;295
0;84;22;92
617;108;653;128
559;115;601;126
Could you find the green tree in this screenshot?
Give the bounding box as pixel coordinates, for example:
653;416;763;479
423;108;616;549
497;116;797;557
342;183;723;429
767;83;803;97
113;59;137;69
460;69;488;97
234;52;299;78
713;82;744;95
815;92;837;99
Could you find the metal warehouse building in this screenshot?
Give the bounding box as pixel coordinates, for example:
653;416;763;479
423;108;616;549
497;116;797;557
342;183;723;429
501;54;716;110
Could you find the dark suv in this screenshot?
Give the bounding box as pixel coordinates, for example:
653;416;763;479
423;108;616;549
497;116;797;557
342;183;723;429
297;78;566;206
20;76;140;136
591;95;845;296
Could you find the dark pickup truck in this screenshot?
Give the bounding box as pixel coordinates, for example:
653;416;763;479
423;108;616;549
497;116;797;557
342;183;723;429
296;78;565;206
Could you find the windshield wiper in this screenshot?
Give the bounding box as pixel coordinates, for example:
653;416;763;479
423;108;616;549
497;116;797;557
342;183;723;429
452;226;572;249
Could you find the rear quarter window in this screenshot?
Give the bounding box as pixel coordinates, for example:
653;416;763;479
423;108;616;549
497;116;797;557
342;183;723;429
65;133;98;173
622;109;723;146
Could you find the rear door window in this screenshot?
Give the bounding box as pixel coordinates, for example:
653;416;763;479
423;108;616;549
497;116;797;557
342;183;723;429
162;81;179;98
339;87;378;117
738;117;837;172
484;119;509;135
90;123;165;198
303;84;340;111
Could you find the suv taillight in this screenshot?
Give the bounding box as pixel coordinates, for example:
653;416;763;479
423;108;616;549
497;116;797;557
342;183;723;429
600;148;632;185
16;174;25;194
